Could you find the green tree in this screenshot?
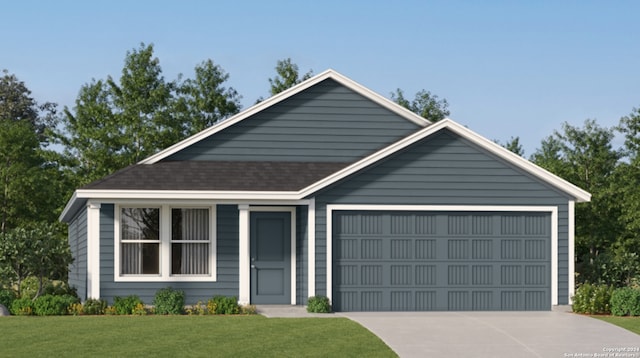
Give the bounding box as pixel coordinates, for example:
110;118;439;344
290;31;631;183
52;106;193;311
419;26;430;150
0;223;72;298
531;120;623;284
498;136;525;156
173;59;241;135
60;43;240;185
0;70;68;232
268;58;313;96
391;88;450;122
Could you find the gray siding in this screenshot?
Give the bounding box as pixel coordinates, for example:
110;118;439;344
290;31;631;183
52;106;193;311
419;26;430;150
99;204;240;305
313;130;573;305
68;208;87;301
165;79;420;163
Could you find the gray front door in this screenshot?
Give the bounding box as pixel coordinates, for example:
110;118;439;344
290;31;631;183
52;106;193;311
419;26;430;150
250;211;291;304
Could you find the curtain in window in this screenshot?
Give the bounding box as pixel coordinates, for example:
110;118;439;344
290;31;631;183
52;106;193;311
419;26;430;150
121;208;160;275
173;209;209;275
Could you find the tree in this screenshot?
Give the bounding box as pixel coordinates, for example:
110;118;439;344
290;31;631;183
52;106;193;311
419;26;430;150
391;88;450;122
531;120;623;284
498;136;525;157
60;43;240;185
0;223;72;298
0;70;68;232
173;59;241;136
268;58;313;96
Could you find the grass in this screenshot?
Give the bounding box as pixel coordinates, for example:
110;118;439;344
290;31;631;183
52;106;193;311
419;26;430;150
595;316;640;335
0;315;397;357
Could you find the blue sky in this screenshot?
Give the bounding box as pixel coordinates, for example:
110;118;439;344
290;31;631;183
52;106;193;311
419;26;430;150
2;0;638;155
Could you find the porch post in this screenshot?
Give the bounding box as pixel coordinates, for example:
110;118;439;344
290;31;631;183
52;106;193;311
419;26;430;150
86;202;101;299
238;204;250;305
307;198;316;298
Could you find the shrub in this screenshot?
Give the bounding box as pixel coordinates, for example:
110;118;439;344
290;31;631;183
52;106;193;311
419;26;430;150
153;287;185;315
207;296;239;314
113;295;143;315
572;283;613;314
307;296;332;313
240;304;257;315
10;297;34;316
68;303;84;316
0;288;16;309
610;287;640;316
33;294;79;316
132;303;148;315
83;298;108;315
20;276;48;299
186;301;207;315
104;306;117;315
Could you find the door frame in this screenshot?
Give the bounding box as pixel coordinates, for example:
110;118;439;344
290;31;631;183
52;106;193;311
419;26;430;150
239;206;296;305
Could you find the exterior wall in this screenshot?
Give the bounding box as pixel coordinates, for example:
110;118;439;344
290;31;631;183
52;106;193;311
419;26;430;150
68;208;87;301
313;130;573;304
99;204;240;304
164;79;420;163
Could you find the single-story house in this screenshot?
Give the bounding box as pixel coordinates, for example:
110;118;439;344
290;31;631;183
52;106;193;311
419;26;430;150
60;69;590;311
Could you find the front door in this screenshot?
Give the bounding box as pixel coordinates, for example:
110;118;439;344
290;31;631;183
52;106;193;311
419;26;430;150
250;211;291;304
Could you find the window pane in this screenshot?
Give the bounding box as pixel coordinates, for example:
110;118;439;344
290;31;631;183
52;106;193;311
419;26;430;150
121;243;159;275
172;243;209;275
121;208;160;241
172;208;209;241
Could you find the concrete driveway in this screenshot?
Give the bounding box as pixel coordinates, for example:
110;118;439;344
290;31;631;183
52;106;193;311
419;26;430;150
339;309;640;357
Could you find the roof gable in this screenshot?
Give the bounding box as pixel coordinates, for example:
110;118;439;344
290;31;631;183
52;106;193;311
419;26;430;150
141;69;430;165
161;78;421;163
298;119;591;202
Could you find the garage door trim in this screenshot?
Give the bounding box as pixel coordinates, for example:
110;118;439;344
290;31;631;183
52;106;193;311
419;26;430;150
326;205;559;307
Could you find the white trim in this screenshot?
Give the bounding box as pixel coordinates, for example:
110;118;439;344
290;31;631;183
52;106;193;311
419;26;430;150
326;204;559;308
301;119;591;203
247;206;297;305
86;202;101;299
568;200;576;304
113;203;217;282
307;198;316;298
139;69;430;165
238;205;250;305
60;119;591;223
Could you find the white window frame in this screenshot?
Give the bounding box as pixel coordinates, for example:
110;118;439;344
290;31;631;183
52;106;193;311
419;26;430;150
114;203;216;282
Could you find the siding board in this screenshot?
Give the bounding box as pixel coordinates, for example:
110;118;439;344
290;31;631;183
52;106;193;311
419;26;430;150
166;79;420;162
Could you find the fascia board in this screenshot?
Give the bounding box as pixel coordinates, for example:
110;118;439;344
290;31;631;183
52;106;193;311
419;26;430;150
72;189;301;201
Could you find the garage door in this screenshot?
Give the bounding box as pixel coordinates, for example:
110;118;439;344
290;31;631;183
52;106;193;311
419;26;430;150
332;211;551;311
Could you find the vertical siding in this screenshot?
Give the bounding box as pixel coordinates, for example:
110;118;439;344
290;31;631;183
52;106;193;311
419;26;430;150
314;130;573;306
99;204;240;305
68;208;87;301
165;79;420;163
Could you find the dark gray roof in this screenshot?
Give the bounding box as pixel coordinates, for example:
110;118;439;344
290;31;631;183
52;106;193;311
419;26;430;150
82;161;349;191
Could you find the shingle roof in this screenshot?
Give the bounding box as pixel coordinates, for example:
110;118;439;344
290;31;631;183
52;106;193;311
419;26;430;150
81;161;349;191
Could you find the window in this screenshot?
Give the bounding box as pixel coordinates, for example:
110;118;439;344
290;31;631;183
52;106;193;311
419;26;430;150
120;208;160;275
171;208;210;275
115;205;215;282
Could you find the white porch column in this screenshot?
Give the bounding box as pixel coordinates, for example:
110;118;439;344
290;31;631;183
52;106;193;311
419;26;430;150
568;200;576;304
86;202;101;299
238;204;250;305
307;198;316;299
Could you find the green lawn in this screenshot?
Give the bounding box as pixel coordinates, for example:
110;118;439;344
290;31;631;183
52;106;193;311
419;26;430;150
0;315;397;357
595;316;640;336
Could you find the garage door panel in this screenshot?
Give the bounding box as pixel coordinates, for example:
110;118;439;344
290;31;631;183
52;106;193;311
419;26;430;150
333;211;551;311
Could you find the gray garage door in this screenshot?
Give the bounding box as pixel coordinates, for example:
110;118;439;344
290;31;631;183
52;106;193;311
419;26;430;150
332;211;551;311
